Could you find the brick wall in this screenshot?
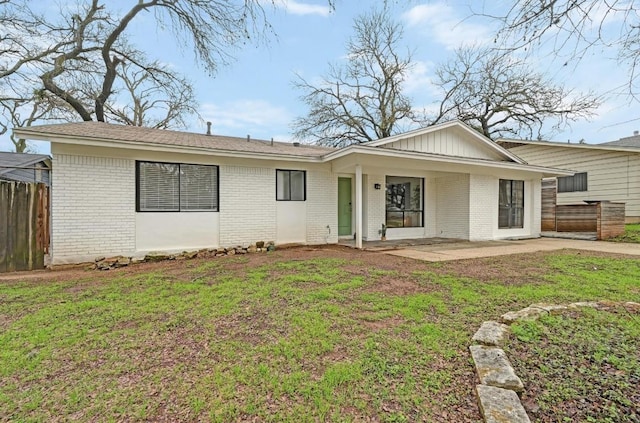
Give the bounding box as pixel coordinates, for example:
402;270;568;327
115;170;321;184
51;154;135;263
219;165;276;246
306;170;338;244
468;174;497;240
435;174;470;239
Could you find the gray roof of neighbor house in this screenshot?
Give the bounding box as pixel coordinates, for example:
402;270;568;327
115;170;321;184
0;152;50;175
12;121;335;158
600;134;640;148
499;137;640;153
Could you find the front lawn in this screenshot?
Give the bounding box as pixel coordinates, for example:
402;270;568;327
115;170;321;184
506;304;639;422
610;223;640;243
1;247;639;422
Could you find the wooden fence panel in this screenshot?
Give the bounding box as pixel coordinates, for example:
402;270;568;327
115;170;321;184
597;202;625;239
0;184;8;273
556;204;598;232
541;178;557;231
0;181;49;272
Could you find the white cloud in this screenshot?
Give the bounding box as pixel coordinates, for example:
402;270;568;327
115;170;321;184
403;60;437;96
402;2;492;50
199;99;292;137
269;0;332;17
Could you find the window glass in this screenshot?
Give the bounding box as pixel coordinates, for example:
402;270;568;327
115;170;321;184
137;161;218;212
499;179;524;228
277;170;306;201
138;162;179;211
385;176;423;228
180;164;218;210
290;171;305;201
558;172;587;193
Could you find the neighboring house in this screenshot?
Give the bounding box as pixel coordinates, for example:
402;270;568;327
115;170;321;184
499;133;640;223
0;152;51;185
14;120;569;265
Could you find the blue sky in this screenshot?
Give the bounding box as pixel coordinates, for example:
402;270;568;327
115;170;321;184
3;0;639;153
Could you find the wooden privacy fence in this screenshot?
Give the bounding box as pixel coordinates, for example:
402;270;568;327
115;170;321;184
541;178;625;240
541;179;557;231
0;181;49;272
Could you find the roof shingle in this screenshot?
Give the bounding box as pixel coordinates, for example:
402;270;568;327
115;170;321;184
15;122;335;158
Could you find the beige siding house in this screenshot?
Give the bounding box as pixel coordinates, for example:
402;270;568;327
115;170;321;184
15;120;568;265
500;135;640;223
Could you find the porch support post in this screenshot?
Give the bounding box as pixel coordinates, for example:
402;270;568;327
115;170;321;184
355;164;363;249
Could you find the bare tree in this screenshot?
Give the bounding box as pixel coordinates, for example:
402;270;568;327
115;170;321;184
0;89;76;152
104;61;198;129
1;0;274;122
1;0;335;136
292;8;416;147
485;1;640;98
430;47;601;140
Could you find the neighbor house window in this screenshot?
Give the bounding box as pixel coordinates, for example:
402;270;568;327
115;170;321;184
385;176;423;228
499;179;524;229
276;169;306;201
136;161;219;212
557;172;587;193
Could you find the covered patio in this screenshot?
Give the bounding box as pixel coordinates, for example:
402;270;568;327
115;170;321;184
324;142;562;249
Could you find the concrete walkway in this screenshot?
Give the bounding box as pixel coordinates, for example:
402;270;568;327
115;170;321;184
385;238;640;262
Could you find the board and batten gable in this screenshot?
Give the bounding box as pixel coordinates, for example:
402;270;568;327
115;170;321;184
379;126;507;161
508;143;640;221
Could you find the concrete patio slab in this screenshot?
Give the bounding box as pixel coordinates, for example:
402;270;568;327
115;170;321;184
384;238;640;262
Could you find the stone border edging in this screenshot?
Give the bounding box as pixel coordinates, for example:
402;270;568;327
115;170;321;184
469;300;640;423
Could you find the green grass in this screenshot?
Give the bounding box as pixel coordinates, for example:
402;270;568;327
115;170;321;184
609;223;640;243
0;250;639;421
506;306;640;422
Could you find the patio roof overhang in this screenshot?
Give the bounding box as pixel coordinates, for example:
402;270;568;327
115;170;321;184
322;145;573;178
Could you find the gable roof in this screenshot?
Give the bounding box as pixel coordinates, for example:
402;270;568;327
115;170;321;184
12;121;568;178
0;152;51;176
13;121;335;159
364;120;526;164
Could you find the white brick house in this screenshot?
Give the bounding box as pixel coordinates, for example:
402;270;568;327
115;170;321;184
15;120;569;265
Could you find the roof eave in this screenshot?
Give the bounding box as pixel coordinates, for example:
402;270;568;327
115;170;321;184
13;128;325;163
322;145;572;177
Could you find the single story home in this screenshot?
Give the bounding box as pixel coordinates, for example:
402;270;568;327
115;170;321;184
499;133;640;223
14;120;569;265
0;152;51;185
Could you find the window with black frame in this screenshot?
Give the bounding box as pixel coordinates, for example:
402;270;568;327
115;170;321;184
276;169;306;201
385;176;423;228
499;179;524;228
136;161;219;212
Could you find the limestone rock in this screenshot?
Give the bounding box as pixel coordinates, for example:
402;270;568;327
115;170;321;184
568;301;600;309
501;307;548;324
530;303;569;314
476;385;531;423
144;252;170;262
469;345;524;392
472;321;510;346
95;256;131;270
